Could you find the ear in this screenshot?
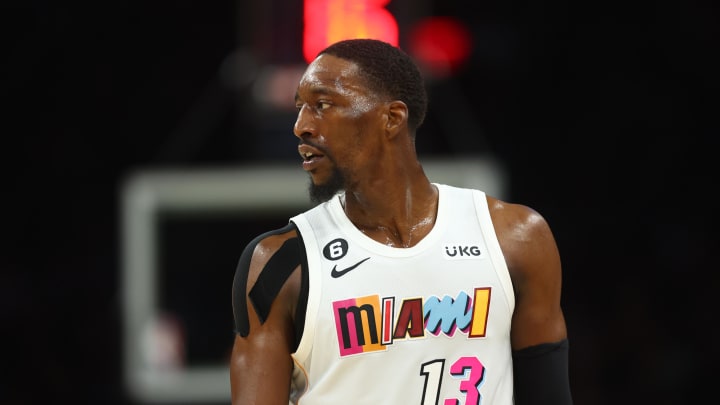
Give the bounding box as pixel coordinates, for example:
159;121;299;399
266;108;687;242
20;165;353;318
383;100;408;140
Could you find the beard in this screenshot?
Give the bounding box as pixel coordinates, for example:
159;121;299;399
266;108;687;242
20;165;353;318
308;164;346;204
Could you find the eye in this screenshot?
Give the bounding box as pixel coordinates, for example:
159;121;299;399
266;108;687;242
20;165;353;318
317;101;331;110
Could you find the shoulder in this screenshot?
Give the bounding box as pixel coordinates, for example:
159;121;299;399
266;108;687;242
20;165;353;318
485;195;560;286
232;223;303;336
252;226;299;258
485;195;553;241
238;223;301;285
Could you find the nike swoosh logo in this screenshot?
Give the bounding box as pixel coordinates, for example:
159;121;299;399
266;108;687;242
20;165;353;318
330;257;371;278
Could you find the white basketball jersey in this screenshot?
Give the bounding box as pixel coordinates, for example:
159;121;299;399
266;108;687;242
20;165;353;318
289;183;516;405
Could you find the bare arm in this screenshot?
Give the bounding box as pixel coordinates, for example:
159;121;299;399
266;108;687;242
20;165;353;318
488;196;567;349
230;231;301;405
489;196;572;403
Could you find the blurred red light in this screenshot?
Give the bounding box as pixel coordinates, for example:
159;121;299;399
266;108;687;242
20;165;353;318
409;16;473;78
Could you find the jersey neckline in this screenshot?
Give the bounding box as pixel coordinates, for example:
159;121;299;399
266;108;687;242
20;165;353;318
326;183;450;258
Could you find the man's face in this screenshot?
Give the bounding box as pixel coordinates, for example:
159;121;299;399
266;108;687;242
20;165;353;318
293;54;387;203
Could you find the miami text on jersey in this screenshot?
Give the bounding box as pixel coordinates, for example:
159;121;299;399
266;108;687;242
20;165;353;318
332;287;492;356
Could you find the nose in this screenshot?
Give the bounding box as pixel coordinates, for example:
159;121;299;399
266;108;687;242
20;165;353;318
293;104;314;139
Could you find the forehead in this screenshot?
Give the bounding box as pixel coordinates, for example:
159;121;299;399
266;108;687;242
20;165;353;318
297;54;367;97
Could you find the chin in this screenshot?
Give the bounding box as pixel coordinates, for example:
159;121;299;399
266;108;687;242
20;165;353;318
307;168;345;204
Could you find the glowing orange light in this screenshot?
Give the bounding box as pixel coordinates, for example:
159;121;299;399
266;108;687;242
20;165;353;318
303;0;399;63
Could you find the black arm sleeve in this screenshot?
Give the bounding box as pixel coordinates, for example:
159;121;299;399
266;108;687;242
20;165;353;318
512;338;573;405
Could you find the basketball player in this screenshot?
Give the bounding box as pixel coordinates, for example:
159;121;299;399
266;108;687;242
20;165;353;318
230;39;573;404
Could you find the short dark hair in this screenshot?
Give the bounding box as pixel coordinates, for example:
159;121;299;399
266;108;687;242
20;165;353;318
318;39;428;132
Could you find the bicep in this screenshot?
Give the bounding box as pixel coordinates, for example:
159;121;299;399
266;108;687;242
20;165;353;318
230;307;295;405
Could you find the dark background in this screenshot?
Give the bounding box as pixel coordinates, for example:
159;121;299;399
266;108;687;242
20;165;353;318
3;0;717;404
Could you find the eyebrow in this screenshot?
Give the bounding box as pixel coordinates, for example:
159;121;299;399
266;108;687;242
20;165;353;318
295;86;341;103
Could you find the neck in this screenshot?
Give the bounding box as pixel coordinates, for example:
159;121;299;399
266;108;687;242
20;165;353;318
342;176;438;248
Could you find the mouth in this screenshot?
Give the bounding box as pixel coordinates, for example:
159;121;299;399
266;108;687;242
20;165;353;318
301;150;317;161
298;145;325;170
298;145;324;161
